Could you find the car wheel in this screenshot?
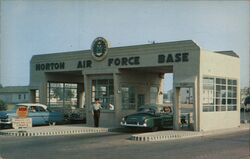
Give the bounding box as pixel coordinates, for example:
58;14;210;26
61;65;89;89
49;122;56;126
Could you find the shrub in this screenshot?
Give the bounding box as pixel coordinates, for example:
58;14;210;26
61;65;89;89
0;99;6;111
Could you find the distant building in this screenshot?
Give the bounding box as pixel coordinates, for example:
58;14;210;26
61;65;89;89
0;86;31;104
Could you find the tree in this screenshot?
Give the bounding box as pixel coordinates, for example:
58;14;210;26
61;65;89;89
0;99;5;111
52;87;63;100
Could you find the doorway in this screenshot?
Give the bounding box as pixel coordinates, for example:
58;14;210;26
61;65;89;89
178;87;194;130
173;83;196;131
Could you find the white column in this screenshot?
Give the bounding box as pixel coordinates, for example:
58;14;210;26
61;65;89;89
83;74;92;126
113;72;121;126
173;87;180;130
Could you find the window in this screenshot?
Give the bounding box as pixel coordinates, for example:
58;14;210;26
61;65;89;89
35;90;40;103
203;78;215;112
227;79;237;111
91;79;114;110
121;86;136;109
47;82;78;108
18;94;22;100
203;77;237;112
215;78;227;111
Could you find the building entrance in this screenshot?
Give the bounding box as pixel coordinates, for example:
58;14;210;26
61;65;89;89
179;87;194;130
175;85;195;131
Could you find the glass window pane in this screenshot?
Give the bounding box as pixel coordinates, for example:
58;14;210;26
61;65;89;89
47;82;79;108
204;77;237;112
222;79;226;84
228;106;237;111
233;80;237;85
203;77;215;112
91;79;114;110
121;86;136;109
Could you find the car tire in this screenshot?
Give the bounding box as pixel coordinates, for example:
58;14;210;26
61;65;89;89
49;122;56;126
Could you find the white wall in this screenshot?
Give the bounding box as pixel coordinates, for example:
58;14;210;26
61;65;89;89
199;50;240;131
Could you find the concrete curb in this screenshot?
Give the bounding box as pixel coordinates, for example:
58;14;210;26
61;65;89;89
131;131;202;142
0;126;109;137
130;124;250;142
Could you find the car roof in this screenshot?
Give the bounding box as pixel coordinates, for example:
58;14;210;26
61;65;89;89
16;103;47;109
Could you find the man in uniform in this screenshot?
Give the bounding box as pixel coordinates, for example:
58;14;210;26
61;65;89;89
92;98;102;127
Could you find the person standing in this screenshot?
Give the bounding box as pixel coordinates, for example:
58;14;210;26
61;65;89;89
244;95;250;112
92;98;102;127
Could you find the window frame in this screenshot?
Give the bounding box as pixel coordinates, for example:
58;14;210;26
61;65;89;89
202;76;237;112
121;86;136;110
91;79;114;110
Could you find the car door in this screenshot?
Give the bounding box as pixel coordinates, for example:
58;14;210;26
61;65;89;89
28;106;49;125
161;113;173;129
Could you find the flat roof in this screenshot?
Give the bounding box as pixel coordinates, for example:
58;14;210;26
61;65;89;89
31;40;200;62
215;51;239;58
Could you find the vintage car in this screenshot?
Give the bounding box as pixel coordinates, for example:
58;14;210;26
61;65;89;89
0;103;64;128
120;104;173;131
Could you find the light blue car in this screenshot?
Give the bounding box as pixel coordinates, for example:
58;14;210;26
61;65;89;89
0;103;64;128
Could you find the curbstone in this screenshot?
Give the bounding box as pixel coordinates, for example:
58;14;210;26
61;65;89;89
0;126;109;137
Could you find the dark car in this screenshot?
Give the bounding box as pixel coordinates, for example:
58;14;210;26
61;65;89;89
120;104;173;131
0;103;64;129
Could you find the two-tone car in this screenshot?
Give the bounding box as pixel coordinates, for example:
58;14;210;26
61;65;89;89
120;104;173;131
0;103;64;128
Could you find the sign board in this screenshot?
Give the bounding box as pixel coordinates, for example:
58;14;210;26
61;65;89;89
16;106;29;118
12;118;32;129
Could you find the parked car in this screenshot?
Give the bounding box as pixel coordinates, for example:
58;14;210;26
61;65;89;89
120;104;173;131
0;103;64;128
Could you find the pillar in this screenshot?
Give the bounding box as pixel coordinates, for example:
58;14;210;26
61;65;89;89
174;87;180;130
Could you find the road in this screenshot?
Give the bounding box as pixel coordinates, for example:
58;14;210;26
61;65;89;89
0;130;249;159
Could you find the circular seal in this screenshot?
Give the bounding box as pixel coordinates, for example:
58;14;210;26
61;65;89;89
91;37;109;61
16;106;29;118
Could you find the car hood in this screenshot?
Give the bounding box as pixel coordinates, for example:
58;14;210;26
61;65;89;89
125;112;154;123
0;110;16;118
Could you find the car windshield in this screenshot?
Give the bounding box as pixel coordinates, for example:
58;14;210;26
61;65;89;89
138;107;156;114
137;104;161;114
138;104;172;114
13;105;28;110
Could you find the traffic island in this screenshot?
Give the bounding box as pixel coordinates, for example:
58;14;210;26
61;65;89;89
0;125;109;137
130;123;250;142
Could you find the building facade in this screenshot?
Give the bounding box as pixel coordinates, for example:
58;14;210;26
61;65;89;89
0;86;31;104
29;39;240;131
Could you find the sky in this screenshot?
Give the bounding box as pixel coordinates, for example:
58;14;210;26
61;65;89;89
0;0;249;92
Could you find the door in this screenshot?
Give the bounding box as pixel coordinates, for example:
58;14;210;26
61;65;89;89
161;114;173;129
28;106;49;125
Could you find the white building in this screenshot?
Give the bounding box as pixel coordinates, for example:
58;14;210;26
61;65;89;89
28;39;240;131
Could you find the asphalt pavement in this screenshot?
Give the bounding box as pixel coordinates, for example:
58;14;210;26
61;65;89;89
0;122;249;143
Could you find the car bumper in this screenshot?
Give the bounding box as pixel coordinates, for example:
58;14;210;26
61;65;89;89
120;122;148;128
0;119;12;125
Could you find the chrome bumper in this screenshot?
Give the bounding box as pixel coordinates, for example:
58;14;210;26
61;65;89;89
120;122;147;127
0;119;12;124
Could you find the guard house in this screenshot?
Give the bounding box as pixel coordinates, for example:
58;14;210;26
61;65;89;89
30;39;240;131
